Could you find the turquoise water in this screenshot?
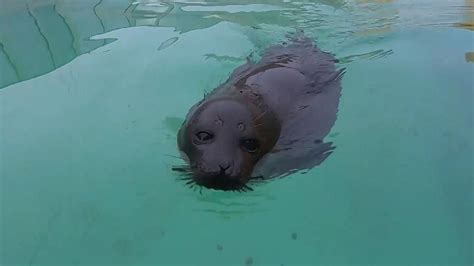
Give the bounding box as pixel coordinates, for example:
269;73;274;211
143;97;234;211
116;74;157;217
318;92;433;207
0;0;473;265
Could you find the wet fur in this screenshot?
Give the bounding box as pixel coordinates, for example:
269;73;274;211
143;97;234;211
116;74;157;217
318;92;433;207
176;35;344;189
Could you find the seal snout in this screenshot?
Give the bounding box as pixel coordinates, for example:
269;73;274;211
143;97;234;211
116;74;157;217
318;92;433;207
195;174;241;191
192;163;248;191
218;161;233;176
178;94;280;192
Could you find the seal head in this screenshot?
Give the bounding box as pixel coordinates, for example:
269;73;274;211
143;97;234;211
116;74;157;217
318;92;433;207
178;96;280;191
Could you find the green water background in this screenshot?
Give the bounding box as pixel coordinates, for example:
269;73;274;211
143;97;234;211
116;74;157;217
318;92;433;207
0;0;473;265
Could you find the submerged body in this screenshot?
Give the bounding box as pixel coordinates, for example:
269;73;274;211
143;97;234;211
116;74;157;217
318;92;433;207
177;36;344;191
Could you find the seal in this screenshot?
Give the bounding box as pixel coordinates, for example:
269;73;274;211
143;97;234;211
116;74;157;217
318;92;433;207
175;35;344;191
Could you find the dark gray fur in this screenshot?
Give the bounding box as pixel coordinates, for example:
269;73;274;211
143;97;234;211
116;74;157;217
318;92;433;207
223;37;343;179
179;35;344;185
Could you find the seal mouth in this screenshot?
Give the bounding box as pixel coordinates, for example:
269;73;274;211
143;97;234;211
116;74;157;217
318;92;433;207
199;178;250;191
172;165;260;192
194;166;253;192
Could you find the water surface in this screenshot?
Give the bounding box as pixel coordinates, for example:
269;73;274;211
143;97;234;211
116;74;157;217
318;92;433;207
0;0;473;265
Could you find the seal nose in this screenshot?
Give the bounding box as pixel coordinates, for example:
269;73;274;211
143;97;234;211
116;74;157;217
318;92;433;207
219;162;232;175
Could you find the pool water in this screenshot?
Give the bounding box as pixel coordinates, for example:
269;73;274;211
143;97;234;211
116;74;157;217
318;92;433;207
0;0;472;265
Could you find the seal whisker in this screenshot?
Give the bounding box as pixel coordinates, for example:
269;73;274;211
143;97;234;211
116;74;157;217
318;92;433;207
176;173;193;179
243;184;254;191
164;154;184;161
172;165;192;173
250;175;264;180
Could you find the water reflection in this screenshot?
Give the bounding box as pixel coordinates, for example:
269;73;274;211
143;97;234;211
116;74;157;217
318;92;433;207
455;0;474;31
0;0;130;88
466;52;474;62
0;0;293;89
458;0;473;62
1;0;472;88
186;184;276;218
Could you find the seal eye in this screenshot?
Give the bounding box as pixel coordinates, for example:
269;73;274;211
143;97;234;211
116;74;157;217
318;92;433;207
194;131;213;144
241;139;260;153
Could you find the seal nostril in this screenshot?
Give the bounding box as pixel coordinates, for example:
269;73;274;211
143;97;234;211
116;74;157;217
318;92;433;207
219;164;230;171
219;163;232;175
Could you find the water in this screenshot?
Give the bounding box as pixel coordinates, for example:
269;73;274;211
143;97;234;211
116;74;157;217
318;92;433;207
0;0;472;265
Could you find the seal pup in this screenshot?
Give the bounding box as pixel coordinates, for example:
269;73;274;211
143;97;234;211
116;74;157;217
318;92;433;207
175;35;344;191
